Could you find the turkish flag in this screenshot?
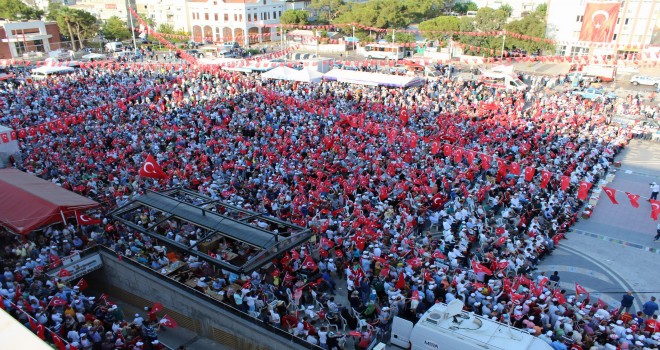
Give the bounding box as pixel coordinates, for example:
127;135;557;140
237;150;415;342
280;253;291;266
270;269;280;277
651;199;660;220
471;260;493;275
291;250;300;261
0;133;9;143
579;2;621;42
160;314;178;328
52;334;67;350
406;257;422;269
480;154;490;170
553;289;567;304
496;159;507;177
443;144;452;157
431;250;446;259
518;275;532;286
395;272;406;290
509;162;521;176
430;192;444;209
58;268;72;277
49;296;68;307
152;301;163;313
76;211;101;226
601;187;618;204
510;293;525;304
626;192;640;208
575;282;589;296
430;141;440;155
75;278;88;291
399;109;409;125
524;167;535;182
380;265;391;277
320;236;335;248
560;176;571;191
495;236;506;246
577;181;592;200
139;154;167;179
539;170;551;188
302;255;318;271
28;316;38;331
467;150;476;164
453;148;463;163
36;324;45;339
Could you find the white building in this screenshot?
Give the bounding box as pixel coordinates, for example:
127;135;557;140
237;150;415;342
135;0;190;31
546;0;660;58
456;0;546;18
186;0;287;45
69;0;131;22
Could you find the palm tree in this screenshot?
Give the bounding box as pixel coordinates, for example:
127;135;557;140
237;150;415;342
60;7;78;51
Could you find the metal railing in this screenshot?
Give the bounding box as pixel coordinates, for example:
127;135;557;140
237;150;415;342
96;245;323;350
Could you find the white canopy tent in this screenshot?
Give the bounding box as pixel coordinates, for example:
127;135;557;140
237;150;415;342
260;66;300;81
261;66;324;83
0;309;53;350
291;68;324;83
323;69;425;88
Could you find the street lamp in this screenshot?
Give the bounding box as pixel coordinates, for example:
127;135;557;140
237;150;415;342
500;32;506;61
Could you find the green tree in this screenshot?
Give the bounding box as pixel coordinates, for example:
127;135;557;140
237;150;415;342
309;0;344;23
334;0;411;29
505;6;554;53
71;10;100;47
474;7;508;32
499;4;513;18
419;15;460;40
102;16;132;42
0;0;43;20
280;9;310;25
452;1;477;14
54;7;79;50
535;3;547;17
404;0;445;23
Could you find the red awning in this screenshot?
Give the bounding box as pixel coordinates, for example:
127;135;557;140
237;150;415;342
0;169;100;234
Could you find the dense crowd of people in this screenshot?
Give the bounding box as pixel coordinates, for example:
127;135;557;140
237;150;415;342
0;58;659;350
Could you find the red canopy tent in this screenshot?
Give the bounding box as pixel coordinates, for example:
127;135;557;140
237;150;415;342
0;169;100;234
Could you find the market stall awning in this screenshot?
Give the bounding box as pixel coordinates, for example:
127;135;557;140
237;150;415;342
0;169;100;234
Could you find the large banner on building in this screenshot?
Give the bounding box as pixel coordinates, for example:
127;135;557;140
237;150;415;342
579;2;621;42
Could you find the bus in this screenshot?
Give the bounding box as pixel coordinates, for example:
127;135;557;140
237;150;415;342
363;44;405;60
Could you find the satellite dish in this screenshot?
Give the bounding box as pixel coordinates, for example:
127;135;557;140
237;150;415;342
446;299;464;318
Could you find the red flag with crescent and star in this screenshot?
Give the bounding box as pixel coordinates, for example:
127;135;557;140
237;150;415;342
524;167;535;182
560;176;571;191
579;2;622;43
139;154;167;179
75;211;101;226
577;181;592;200
601;186;618;204
626;192;640;208
651;199;660;220
540;170;552;189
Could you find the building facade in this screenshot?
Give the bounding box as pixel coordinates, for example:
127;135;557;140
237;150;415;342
135;0;190;31
186;0;287;45
546;0;660;57
69;0;136;23
0;21;62;59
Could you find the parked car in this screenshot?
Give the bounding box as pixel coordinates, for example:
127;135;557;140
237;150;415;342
185;49;204;58
630;75;660;87
572;87;617;100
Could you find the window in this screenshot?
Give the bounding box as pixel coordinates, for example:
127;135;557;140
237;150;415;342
239;14;243;21
617;18;620;24
624;18;629;25
234;14;237;21
279;11;282;17
273;11;276;19
576;15;583;22
205;13;209;20
215;14;219;21
247;14;251;21
224;14;229;21
613;34;617;40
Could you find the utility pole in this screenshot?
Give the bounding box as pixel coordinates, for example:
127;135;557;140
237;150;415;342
126;0;138;54
500;32;506;61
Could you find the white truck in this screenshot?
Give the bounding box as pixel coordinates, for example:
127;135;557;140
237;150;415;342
480;70;528;91
390;300;553;350
579;65;616;82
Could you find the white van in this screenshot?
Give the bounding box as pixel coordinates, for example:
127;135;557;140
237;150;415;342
31;66;76;80
105;41;124;52
481;70;528;91
391;300;553;350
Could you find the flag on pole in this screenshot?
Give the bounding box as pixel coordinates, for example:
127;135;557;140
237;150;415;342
75;211;102;226
626;192;640;208
139;154;167;179
160;314;178;328
602;187;618;204
575;282;589;296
